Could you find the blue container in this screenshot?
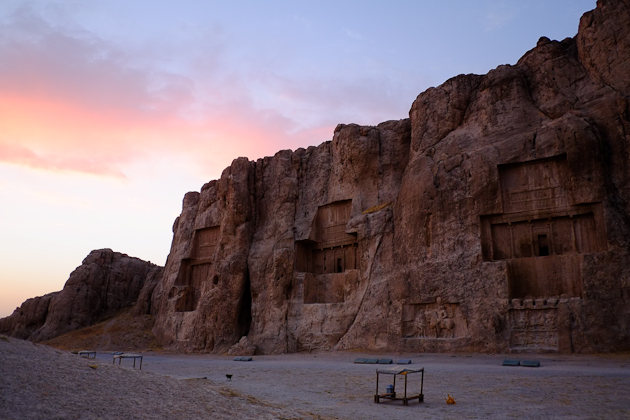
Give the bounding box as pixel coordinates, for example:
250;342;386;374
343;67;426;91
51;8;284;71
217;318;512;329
386;384;394;394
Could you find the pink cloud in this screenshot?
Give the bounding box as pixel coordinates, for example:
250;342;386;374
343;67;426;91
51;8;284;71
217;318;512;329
0;142;125;177
0;13;194;122
0;13;296;176
0;5;415;180
0;89;308;178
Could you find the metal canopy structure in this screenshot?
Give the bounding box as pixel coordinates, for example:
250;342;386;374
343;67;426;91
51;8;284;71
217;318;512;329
112;353;143;369
374;366;424;406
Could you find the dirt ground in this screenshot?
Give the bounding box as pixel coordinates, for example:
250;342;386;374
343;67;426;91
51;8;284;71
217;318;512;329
2;334;630;419
101;349;630;420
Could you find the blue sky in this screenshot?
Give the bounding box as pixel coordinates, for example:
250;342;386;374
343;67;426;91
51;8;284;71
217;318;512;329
0;0;595;316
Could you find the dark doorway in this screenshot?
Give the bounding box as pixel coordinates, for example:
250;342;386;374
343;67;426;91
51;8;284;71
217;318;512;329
237;268;252;337
538;235;549;256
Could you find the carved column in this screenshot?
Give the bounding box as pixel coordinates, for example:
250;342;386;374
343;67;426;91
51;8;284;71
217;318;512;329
548;219;555;255
508;223;515;259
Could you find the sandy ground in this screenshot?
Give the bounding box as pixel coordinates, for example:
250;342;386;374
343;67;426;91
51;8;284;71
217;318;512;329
0;336;312;419
2;335;630;419
121;350;630;420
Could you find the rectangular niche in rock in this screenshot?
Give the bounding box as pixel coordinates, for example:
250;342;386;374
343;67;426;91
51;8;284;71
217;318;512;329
171;226;220;312
479;155;607;300
295;200;359;304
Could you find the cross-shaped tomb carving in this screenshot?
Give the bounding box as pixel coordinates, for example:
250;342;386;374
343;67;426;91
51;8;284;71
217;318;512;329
170;226;220;312
295;200;359;304
479;155;606;299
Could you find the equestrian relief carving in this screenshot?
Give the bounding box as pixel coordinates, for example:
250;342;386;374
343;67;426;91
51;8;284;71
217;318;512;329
402;298;468;339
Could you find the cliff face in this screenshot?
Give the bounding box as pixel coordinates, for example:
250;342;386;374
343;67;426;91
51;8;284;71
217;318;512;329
4;1;627;354
151;0;630;354
0;249;162;342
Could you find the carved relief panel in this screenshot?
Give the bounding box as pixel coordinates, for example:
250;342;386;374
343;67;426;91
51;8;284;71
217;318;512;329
402;298;468;339
509;299;559;351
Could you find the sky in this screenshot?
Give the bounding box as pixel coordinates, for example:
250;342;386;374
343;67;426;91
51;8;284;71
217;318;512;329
0;0;596;317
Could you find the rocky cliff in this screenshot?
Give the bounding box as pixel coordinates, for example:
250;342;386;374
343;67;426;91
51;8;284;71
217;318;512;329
151;0;630;354
2;0;629;355
0;249;162;342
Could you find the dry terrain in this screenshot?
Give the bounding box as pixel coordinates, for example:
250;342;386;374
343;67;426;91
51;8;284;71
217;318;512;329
2;334;630;419
42;309;161;352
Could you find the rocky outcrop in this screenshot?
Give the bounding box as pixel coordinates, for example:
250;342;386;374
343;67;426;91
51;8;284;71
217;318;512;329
0;249;162;342
227;336;257;356
151;0;630;354
0;293;58;340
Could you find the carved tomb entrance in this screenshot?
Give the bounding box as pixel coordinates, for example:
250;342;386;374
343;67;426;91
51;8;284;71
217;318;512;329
480;155;607;351
295;200;359;304
170;226;220;312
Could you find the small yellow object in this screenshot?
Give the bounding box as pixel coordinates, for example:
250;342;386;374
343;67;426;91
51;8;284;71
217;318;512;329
88;364;98;370
445;394;456;404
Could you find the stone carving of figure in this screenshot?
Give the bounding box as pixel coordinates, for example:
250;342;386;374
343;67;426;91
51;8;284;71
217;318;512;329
414;312;427;338
429;297;455;338
544;333;558;348
530;311;545;330
530;333;546;347
512;310;528;330
544;310;557;331
403;320;415;338
521;311;530;330
512;332;526;347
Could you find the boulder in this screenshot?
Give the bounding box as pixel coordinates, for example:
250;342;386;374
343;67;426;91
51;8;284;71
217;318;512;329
227;336;257;356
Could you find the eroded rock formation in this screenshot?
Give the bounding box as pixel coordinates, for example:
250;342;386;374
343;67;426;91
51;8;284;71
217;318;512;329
0;292;58;340
0;249;162;342
3;1;629;355
151;0;630;354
